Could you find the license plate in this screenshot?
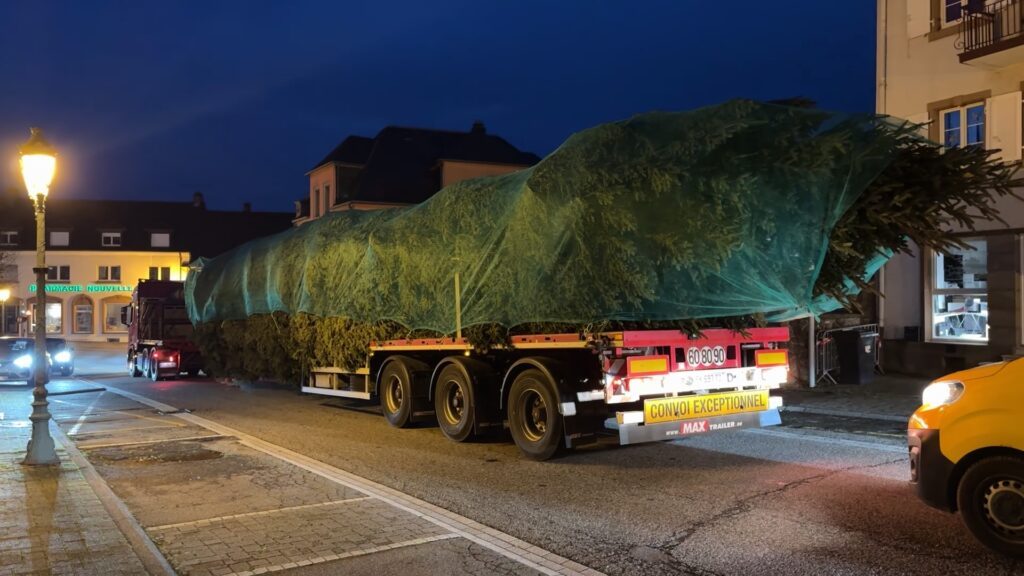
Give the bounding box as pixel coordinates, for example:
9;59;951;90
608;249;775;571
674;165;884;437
644;390;770;424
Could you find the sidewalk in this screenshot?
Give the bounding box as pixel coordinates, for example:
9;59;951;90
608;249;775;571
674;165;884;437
0;382;157;575
779;374;928;423
2;380;599;576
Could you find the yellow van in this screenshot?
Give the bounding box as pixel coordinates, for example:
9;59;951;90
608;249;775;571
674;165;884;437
908;360;1024;556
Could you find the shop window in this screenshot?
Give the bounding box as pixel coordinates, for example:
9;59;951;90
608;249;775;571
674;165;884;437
930;239;988;342
72;296;93;334
102;296;130;334
31;300;63;335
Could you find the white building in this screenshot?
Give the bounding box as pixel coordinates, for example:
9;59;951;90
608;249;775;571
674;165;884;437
878;0;1024;375
0;192;292;343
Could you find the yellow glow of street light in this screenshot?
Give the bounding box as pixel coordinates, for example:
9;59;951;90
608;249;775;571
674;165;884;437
0;288;9;303
19;128;57;199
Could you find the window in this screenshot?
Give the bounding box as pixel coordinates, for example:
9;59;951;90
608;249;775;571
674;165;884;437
50;231;69;246
101;232;122;247
325;184;331;206
930;239;988;342
46;265;70;282
72;295;93;334
313;188;320;217
98;265;121;282
944;0;962;24
31;300;62;335
150;232;170;248
0;231;16;246
148;267;171;281
102;296;130;333
942;104;985;149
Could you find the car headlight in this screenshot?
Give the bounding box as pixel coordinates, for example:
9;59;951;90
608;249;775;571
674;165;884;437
13;354;32;369
54;351;71;363
922;380;964;409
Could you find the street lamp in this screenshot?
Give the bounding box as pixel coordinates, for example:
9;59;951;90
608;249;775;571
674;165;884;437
19;127;58;466
0;288;9;336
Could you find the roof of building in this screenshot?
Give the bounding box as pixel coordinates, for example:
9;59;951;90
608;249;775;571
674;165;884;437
0;193;293;259
309;122;541;206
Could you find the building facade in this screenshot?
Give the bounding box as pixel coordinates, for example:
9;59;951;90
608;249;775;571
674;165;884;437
0;192;292;342
877;0;1024;375
295;121;540;225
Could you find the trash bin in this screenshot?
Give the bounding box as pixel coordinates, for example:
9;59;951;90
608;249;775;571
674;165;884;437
834;330;877;385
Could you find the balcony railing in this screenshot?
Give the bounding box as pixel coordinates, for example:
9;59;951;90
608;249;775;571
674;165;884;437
961;0;1024;63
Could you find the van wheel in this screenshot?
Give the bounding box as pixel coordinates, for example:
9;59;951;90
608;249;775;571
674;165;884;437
128;352;141;377
434;364;475;442
957;455;1024;557
508;369;564;461
380;360;414;428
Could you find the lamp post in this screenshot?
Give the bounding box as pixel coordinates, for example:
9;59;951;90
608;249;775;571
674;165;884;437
0;288;9;336
20;127;58;466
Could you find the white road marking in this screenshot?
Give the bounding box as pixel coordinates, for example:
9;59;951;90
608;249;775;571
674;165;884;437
100;384;597;576
147;497;374;532
221;533;461;576
78;433;225;451
68;391;105;436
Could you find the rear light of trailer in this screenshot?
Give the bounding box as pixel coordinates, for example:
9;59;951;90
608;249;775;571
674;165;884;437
755;349;788;368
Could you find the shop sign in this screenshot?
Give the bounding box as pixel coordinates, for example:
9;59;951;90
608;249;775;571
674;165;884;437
28;284;133;293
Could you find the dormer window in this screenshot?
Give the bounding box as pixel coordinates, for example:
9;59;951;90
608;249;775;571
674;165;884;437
101;232;122;247
150;232;170;248
50;231;69;247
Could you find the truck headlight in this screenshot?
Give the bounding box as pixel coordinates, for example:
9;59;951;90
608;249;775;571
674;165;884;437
13;354;32;369
54;351;71;363
922;380;964;409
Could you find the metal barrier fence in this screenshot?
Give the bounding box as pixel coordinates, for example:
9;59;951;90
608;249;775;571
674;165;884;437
816;323;882;385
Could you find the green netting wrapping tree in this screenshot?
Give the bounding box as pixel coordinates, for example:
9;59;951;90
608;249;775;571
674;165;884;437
186;99;1021;380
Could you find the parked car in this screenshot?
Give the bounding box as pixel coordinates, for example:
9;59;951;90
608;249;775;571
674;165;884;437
0;337;74;383
908;360;1024;556
46;338;74;377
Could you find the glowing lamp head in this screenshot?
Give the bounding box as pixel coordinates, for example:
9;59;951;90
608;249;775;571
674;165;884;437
0;288;9;303
19;127;57;199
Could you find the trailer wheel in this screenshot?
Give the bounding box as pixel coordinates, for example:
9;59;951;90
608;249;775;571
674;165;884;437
508;369;564;461
435;364;475;442
148;352;160;381
380;360;414;428
128;352;141;377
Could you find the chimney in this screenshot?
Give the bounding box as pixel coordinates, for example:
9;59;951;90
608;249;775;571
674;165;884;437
192;191;206;209
242;202;251;213
470;121;486;135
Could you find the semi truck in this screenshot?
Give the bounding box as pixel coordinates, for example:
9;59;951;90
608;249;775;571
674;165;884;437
122;280;203;381
302;326;789;460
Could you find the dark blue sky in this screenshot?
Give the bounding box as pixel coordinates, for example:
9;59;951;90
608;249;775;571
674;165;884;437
0;1;875;212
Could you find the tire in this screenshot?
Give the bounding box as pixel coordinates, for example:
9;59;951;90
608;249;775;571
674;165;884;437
434;364;475;442
508;368;564;461
957;455;1024;557
380;360;414;428
61;367;73;377
128;352;141;377
186;369;200;378
148;352;160;382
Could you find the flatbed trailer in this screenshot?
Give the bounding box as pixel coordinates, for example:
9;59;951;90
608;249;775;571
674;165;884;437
301;327;789;459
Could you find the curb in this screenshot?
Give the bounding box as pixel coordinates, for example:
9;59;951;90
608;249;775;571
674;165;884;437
781;405;910;424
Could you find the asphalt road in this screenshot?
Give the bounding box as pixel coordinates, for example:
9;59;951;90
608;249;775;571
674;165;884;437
77;369;1021;576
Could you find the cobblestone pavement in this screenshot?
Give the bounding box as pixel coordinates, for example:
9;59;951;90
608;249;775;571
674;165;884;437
39;384;591;576
0;384;149;576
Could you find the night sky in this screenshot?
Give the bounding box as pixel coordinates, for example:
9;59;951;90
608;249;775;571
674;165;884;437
0;1;876;212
